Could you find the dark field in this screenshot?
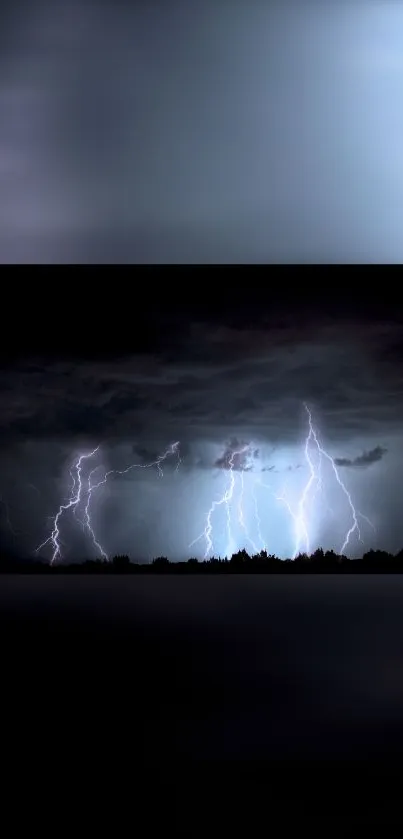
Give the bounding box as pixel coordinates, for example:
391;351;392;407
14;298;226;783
2;574;403;826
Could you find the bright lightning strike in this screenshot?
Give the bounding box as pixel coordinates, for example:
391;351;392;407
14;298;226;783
252;480;267;552
35;446;100;564
238;472;258;555
190;444;252;559
84;466;108;560
191;406;375;562
306;406;371;555
82;442;180;560
33;412;375;564
277;405;375;558
84;442;180;495
35;442;181;564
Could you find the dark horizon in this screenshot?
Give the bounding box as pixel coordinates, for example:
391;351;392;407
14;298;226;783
2;546;403;573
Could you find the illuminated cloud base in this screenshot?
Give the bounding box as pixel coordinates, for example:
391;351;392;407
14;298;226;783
35;407;376;565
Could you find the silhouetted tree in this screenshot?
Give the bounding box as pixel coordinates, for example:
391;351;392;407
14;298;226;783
3;544;403;573
152;557;170;568
230;549;250;566
112;554;130;570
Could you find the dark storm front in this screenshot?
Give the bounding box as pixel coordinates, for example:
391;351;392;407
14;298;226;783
1;289;401;566
2;574;403;763
18;406;382;565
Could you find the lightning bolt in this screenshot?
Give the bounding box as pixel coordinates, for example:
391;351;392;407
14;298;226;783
190;445;250;559
35;446;100;564
237;471;258;555
304;404;374;555
78;442;181;560
174;446;182;473
276;405;374;558
32;408;375;564
252;479;266;552
85;442;180;494
191;407;375;563
256;474;307;558
83;466;108;560
36;442;180;564
283;412;317;557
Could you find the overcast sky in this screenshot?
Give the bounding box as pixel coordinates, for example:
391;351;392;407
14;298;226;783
2;0;403;262
0;291;402;561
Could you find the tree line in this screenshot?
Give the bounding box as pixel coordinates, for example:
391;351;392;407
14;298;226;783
1;547;403;573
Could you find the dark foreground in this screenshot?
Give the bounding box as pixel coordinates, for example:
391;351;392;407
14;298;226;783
2;574;403;829
3;546;403;573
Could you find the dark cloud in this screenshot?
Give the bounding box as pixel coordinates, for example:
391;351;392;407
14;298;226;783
0;307;402;449
214;439;256;472
334;446;388;469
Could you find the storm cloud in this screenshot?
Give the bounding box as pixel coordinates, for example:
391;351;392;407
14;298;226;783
0;291;402;561
214;440;258;472
335;446;388;469
1;308;402;448
0;309;401;561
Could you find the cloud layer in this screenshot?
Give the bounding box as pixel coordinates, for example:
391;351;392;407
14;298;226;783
334;446;388;469
0;309;401;450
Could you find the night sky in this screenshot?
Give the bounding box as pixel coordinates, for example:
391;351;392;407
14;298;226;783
2;1;403;262
1;288;402;563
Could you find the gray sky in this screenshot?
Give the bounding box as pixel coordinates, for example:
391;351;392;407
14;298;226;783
2;0;403;262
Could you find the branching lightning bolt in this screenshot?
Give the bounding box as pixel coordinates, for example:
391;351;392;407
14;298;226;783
304;404;375;554
174;446;182;473
238;471;258;555
85;442;180;497
32;403;376;564
252;481;266;552
35;446;100;564
276;405;375;558
190;445;252;559
84;466;108;560
191;405;375;562
36;442;181;564
82;442;180;560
